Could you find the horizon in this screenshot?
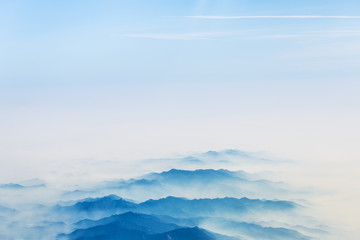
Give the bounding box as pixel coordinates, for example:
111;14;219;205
1;1;359;239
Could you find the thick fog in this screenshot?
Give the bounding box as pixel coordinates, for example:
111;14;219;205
0;150;356;240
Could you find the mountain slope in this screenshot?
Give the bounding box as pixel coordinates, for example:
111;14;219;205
64;169;291;201
57;194;296;220
148;227;216;240
64;212;230;240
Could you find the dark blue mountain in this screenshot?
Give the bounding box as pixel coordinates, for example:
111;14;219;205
137;196;295;217
63;212;224;240
58;195;306;240
65;224;149;240
71;194;136;212
73;211;179;233
154;216;311;240
55;194;136;216
149;227;216;240
58;195;296;219
53;168;310;240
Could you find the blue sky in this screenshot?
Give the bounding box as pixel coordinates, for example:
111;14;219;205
0;0;360;174
1;0;360;86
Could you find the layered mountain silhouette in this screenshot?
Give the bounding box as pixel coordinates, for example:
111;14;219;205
53;194;312;240
61;212;229;240
0;163;326;240
61;208;311;240
64;168;292;202
56;195;296;220
200;219;311;240
50;168;317;239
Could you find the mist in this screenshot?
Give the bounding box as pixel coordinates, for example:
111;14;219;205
0;150;355;240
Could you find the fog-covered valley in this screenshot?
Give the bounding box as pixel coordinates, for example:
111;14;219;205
0;150;337;240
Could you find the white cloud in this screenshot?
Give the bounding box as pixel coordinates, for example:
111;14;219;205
187;15;360;19
252;30;360;39
123;30;360;41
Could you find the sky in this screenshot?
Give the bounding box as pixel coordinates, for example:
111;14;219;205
0;0;360;237
1;0;360;169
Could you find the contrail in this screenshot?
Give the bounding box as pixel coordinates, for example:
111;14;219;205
187;15;360;19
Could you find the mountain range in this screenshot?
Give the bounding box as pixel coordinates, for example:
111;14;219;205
0;166;326;240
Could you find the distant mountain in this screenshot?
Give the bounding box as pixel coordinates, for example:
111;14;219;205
0;159;326;240
70;194;136;212
66;168;292;202
67;210;310;240
57;195;310;240
0;183;25;189
54;195;134;218
140;150;277;168
19;178;46;188
149;227;216;240
0;179;46;189
155;216;312;240
53;168;310;240
136;196;295;218
63;212;226;240
73;211;179;234
146;169;248;183
57;195;296;219
201;219;311;240
106;169;249;189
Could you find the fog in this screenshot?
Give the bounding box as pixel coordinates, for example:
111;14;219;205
0;150;357;239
